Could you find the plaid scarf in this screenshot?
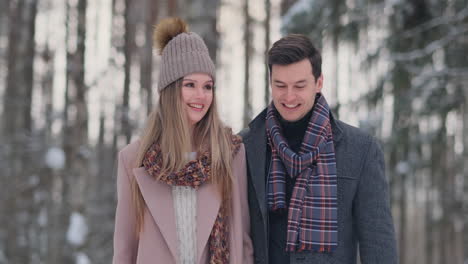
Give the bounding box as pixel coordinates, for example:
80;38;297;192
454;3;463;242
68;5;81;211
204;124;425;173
266;94;338;252
142;134;242;264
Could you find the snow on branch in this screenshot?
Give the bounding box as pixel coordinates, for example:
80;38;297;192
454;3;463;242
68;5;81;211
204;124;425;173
400;7;468;39
392;26;468;61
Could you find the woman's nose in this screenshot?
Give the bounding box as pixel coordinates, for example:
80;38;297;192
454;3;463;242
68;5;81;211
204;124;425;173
194;86;205;98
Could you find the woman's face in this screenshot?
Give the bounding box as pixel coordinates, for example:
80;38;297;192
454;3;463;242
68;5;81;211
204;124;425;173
181;73;214;127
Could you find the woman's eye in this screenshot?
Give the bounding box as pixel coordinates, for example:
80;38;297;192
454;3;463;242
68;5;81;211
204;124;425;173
204;85;213;90
184;82;195;88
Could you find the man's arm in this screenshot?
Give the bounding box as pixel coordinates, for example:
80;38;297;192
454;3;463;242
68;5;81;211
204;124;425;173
354;138;398;264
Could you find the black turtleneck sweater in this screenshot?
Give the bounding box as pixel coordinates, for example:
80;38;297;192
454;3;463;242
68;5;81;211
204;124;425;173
267;109;313;264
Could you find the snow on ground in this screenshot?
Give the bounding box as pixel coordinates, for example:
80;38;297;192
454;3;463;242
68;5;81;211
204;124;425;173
66;212;88;246
45;147;65;170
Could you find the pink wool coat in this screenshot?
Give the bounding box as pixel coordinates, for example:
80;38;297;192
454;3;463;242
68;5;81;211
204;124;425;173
112;140;254;264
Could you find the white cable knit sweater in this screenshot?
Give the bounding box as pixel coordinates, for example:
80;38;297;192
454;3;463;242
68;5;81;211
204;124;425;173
172;152;197;264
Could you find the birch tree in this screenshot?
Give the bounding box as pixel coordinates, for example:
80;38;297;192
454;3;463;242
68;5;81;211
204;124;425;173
2;0;38;262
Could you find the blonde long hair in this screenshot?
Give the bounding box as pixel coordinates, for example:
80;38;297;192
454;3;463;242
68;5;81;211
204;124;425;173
132;78;235;233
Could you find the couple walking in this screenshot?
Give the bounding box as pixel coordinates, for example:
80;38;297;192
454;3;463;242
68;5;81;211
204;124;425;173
112;17;397;264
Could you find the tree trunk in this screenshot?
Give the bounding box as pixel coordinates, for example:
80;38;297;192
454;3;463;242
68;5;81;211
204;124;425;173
398;163;407;264
122;0;136;144
0;0;10;61
2;0;38;262
445;135;462;264
264;0;271;107
110;0;124;162
4;0;36;138
388;66;411;264
437;112;448;264
41;46;55;143
330;0;341;117
280;0;299;16
62;0;89;261
426;135;436;264
140;0;158;114
331;36;340;117
51;2;74;263
181;0;220;62
451;2;468;260
464;86;468;263
38;45;55;262
242;0;252;127
168;0;177;16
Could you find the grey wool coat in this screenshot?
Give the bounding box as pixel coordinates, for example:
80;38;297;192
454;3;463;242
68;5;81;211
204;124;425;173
240;109;398;264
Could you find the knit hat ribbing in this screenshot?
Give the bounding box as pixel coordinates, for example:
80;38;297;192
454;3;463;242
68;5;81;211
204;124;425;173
154;18;215;92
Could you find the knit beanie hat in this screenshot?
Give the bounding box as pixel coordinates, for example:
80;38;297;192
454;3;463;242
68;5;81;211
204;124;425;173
153;17;215;92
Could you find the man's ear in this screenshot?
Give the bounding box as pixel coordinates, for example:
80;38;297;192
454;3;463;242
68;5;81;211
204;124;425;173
316;74;324;93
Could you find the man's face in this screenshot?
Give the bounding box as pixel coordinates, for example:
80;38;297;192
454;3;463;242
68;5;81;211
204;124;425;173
271;58;323;122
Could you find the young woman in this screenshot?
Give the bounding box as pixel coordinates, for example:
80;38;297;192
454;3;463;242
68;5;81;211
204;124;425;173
112;18;253;264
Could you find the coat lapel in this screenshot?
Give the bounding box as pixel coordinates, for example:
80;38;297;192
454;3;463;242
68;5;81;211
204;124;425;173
132;167;178;262
196;183;221;264
330;113;343;144
244;110;268;223
133;166;221;264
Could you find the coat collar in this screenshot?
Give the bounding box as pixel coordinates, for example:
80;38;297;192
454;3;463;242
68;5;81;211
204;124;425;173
246;108;344;144
132;167;221;264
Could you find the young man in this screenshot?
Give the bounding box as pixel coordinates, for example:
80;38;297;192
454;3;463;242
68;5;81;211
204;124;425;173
240;34;397;264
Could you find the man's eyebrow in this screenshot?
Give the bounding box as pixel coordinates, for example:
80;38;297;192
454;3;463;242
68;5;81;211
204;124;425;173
272;79;307;84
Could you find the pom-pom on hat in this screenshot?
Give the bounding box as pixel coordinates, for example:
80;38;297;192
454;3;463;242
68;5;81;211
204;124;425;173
153;17;215;92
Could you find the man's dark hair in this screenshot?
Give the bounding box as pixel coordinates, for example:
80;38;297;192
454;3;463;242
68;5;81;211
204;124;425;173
267;34;322;80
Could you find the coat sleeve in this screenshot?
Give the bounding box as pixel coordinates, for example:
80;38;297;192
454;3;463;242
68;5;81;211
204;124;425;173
113;151;139;264
236;144;254;264
354;138;398;264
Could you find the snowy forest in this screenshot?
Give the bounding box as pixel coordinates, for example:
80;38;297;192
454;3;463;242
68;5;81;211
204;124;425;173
0;0;467;263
